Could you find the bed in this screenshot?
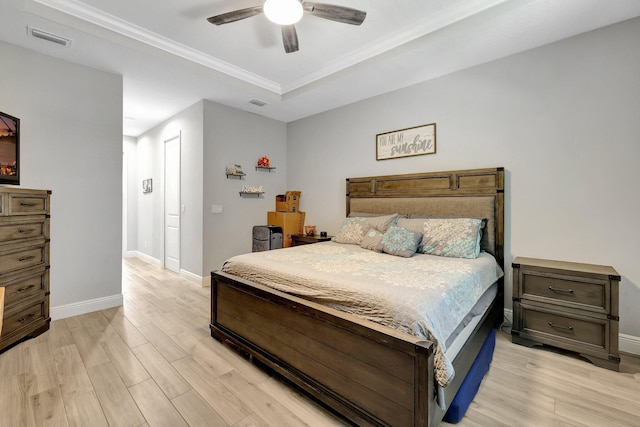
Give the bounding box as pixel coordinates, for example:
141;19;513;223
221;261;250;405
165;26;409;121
210;167;505;426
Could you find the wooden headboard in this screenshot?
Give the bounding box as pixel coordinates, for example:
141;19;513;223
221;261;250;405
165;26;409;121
346;167;505;269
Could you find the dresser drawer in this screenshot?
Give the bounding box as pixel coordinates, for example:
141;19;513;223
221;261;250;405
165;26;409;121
520;304;608;351
0;218;48;244
520;270;608;313
0;242;49;275
1;267;49;306
2;298;47;338
7;193;50;215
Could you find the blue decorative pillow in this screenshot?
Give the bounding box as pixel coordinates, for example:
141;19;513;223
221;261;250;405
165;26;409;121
381;225;423;258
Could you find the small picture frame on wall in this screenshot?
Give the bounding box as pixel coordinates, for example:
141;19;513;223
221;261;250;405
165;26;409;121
142;178;153;193
376;123;436;160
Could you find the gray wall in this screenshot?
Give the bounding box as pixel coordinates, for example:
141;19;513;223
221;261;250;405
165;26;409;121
0;40;123;313
134;101;204;277
203;100;287;275
132;99;287;279
287;17;640;339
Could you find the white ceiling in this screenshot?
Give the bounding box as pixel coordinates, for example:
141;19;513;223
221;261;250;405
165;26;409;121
2;0;640;137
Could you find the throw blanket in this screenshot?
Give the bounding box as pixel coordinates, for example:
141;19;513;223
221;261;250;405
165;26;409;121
221;241;503;388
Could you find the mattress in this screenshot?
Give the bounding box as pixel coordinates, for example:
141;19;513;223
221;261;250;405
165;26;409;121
221;241;503;388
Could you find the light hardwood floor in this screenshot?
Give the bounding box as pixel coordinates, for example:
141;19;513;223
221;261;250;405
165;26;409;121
1;257;638;426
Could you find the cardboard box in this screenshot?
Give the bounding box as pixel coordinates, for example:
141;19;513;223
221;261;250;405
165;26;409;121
267;211;305;247
275;191;301;212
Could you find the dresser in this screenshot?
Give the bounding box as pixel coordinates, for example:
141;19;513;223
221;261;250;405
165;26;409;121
0;187;51;352
511;256;620;371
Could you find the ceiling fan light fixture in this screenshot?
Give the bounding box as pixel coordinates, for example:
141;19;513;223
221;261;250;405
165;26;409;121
264;0;303;25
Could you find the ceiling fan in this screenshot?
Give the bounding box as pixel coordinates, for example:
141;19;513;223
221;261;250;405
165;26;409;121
207;0;367;53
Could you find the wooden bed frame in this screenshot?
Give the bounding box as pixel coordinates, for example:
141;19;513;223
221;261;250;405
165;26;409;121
211;167;504;426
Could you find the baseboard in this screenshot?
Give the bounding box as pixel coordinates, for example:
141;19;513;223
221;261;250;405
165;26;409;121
620;333;640;356
123;250;137;258
180;268;206;287
136;251;161;267
505;308;639;356
50;294;123;320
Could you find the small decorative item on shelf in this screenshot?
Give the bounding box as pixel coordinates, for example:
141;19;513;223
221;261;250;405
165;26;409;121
257;156;270;168
241;184;263;194
304;225;316;236
226;164;245;177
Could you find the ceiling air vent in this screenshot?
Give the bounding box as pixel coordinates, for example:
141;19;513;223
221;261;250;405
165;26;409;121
27;26;73;47
249;99;268;107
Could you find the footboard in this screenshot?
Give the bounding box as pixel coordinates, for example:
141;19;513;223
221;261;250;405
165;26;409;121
211;270;437;427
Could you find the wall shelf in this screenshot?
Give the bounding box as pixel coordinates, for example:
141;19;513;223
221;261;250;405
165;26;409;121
226;173;245;179
255;166;276;172
239;191;264;197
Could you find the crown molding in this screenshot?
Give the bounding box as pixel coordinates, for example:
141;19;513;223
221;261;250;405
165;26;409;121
33;0;509;97
32;0;282;93
281;0;509;93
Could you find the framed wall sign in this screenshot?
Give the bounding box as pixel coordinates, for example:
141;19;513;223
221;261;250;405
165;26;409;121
376;123;436;160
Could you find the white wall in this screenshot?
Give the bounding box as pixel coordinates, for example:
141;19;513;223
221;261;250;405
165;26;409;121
0;41;123;316
287;17;640;341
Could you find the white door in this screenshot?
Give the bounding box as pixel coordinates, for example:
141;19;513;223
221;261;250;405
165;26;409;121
164;135;181;273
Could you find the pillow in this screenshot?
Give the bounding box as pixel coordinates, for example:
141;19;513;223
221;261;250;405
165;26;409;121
421;218;484;259
360;228;384;252
381;225;422;258
333;218;371;245
333;214;398;245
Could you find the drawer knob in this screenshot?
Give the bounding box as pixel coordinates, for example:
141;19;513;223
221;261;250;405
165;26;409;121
19;228;35;234
20;202;38;207
18;285;36;293
548;321;573;331
18;255;36;262
548;286;574;294
18;313;36;323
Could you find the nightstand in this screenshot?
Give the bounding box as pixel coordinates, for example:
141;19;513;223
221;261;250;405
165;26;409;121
291;234;332;246
511;256;620;371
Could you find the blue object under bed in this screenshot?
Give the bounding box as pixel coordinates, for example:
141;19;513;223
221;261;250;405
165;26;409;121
443;328;497;423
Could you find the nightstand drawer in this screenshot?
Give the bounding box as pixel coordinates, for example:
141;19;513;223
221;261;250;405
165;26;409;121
521;271;607;313
520;305;607;350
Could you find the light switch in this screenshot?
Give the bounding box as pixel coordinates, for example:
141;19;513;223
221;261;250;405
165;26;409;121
211;204;223;214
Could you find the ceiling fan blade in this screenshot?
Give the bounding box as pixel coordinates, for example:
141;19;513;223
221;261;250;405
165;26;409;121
303;2;366;25
207;6;264;25
281;25;299;53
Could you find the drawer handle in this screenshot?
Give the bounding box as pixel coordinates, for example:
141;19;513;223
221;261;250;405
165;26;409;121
18;285;36;293
18;313;36;323
548;321;573;331
18;255;36;262
19;228;35;234
548;286;574;294
20;202;38;207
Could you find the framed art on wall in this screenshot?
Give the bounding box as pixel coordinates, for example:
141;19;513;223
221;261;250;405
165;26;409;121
376;123;436;160
142;178;153;193
0;110;20;185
